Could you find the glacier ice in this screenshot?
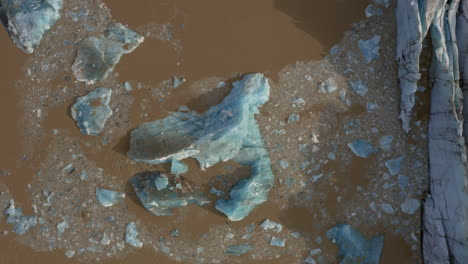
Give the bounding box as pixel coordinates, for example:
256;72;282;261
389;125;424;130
129;172;209;216
96;187;125;207
72;23;144;84
3;200;37;235
71;88;113;136
125;222;143;248
128;73;274;221
0;0;63;53
358;35;381;63
347;139;378;158
327;224;383;264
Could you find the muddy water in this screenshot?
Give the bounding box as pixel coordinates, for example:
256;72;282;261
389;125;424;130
0;0;420;263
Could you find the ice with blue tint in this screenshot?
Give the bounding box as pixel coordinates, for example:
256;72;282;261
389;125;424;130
365;5;383;17
128;73;274;221
129;172;209;216
260;219;283;233
72;23;144;84
225;243;253;256
0;0;63;53
358;35;381;63
347;139;378;158
401;197;420;215
327;224;384;264
379;135;393;151
348;81;368;96
96;187;125;207
318;78;338;93
385;156;405;176
270;237;286;247
154;174;169;191
171;159;188;176
3;200;37;235
71;88;113;136
125;222;142;248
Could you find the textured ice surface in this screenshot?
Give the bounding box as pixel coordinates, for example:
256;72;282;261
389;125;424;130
72;23;144;84
347;139;378;158
125;222;142;248
3;200;37;235
0;0;63;53
384;156;405;176
128;73;274;221
327;224;383;264
170;159;188;176
225;243;253;256
260;219;283;233
96;188;125;207
348;81;368;96
401;197;421;215
71;88;113;136
318;78;338;93
129;172;209;216
358;35;381;63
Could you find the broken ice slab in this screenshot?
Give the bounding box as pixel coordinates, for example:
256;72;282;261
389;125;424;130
154;174;169;191
225;243;253;256
172;75;186;89
128;73;274;221
4;200;37;235
358;35;381;63
72;23;144;84
0;0;63;53
260;219;283;233
401;197;420;215
327;224;384;264
379;135;393;151
129;172;209;216
347;139;378;158
318;78;338;93
125;222;143;248
170;159;188;176
96;188;125;207
287;113;300;123
71;88;113;136
385;156;405;176
348;81;368;96
270;237;286;247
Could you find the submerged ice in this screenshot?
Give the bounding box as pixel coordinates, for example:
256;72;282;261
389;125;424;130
72;23;144;84
71;88;113;136
0;0;63;53
128;73;274;221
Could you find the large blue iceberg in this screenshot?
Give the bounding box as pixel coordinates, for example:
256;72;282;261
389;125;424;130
72;23;144;84
71;88;113;136
0;0;63;53
327;224;384;264
128;73;274;221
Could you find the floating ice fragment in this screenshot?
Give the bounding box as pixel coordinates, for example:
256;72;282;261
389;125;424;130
367;102;379;112
72;23;144;84
216;81;226;88
170;160;188;176
304;256;317;264
154;174;169;191
170;229;179;237
318;78;338;93
130;172;209;216
279;160;289;169
348;81;368;96
125;222;143;248
347;139;378;158
101;233;111;245
65;250;75;258
287;113;300;123
343;119;361;135
128;73;274;221
270;237;286;247
328;152;336;160
124;81;132;91
385;156;405;176
401;197;420;215
172;75;185;89
0;0;63;53
379;136;393;151
57;221;69;235
260;219;283;233
4;200;37;235
365;5;383;17
327;224;384;264
291;97;305;107
398;174;409;188
310;249;322;256
79;170;88;181
210;187;224;197
381;203;395;214
225;243;252;256
291;232;301;238
373;0;389;8
71;88;113;136
358;35;381;63
62;163;75;174
96;188;125;207
330;44;340;56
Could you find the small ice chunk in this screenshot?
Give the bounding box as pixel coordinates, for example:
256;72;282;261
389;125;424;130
318;78;338;93
328;152;336;160
173;75;185;89
385;156;405;176
348;81;368;96
310;249;322;256
367;102;379;112
358;35;381;63
62;163;75;174
398;175;409;188
287;113;300;123
365;4;383;17
96;188;125;207
216;81;226;88
4;200;37;235
57;221;69;235
279;160;289;169
373;0;389;8
154;174;169;191
260;219;283;233
379;136;393;151
401;198;420;215
225;243;253;256
170;160;188;176
347;139;378;158
304;256;317;264
79;170;89;180
330;44;340;56
381;203;395;214
65;250;75;258
101;233;111;245
343;119;361;135
291;97;305;107
291;232;301;238
210;187;224;197
270;237;286;247
124;81;132;91
125;222;143;248
71;88;113;136
170;229;179;237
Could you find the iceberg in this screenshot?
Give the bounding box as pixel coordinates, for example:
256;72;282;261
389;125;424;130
3;200;37;235
125;222;143;248
358;35;381;63
327;224;384;264
0;0;63;53
128;73;274;221
71;88;113;136
96;188;125;207
347;139;378;158
384;156;405;176
72;23;144;84
129;172;209;216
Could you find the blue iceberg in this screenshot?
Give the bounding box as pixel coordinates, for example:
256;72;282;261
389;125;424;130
327;224;384;264
3;200;37;235
358;35;381;63
72;23;144;84
96;187;125;207
0;0;63;53
129;172;209;216
128;73;274;221
71;88;113;136
347;139;378;158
